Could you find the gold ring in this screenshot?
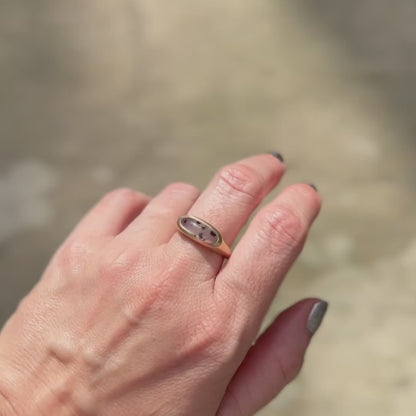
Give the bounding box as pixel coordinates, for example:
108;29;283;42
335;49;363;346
176;215;231;258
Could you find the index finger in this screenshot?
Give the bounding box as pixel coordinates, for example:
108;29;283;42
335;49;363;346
215;183;321;333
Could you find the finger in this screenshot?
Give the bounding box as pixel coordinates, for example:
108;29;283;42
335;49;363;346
217;299;328;416
168;153;286;274
120;183;200;246
217;184;321;330
68;188;150;241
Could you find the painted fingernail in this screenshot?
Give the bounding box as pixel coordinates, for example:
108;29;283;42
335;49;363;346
268;151;284;163
307;183;318;192
306;301;328;335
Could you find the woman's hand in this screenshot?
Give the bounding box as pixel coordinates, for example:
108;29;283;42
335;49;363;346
0;153;326;416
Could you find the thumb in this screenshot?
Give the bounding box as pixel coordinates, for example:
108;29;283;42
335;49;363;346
217;298;328;416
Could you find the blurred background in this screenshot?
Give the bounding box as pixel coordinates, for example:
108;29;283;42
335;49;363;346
1;0;416;414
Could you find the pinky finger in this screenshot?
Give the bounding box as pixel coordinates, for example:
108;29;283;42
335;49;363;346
68;188;150;241
217;299;328;416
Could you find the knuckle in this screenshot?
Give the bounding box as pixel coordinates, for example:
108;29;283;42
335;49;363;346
194;311;240;364
275;349;304;385
103;187;146;206
163;182;199;197
201;316;227;344
258;207;307;252
62;239;89;258
218;386;245;416
216;163;262;202
183;309;233;362
143;205;173;222
55;240;93;276
98;248;143;282
189;321;226;360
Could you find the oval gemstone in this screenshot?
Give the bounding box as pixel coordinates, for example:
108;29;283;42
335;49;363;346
179;216;220;246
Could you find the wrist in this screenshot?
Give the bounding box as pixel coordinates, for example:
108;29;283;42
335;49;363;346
0;379;18;416
0;395;17;416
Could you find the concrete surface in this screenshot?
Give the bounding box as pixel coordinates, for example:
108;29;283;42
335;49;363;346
1;1;416;415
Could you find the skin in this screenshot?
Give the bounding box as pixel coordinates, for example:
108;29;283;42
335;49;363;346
0;154;322;416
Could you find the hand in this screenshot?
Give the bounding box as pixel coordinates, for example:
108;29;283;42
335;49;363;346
0;153;326;416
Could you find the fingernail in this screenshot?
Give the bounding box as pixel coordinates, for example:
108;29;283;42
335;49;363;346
307;183;318;192
268;151;284;163
306;301;328;335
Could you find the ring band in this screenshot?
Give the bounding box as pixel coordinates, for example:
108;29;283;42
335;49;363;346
176;215;231;258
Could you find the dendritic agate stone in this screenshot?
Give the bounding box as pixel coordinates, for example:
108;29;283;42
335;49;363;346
178;216;220;246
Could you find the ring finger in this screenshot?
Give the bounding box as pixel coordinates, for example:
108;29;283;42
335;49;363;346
168;153;286;276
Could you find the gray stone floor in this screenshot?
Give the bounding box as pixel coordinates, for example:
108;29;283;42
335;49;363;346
1;1;416;414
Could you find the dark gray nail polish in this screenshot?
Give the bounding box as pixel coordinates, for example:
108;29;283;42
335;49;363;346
307;183;318;192
306;301;328;335
268;151;284;163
